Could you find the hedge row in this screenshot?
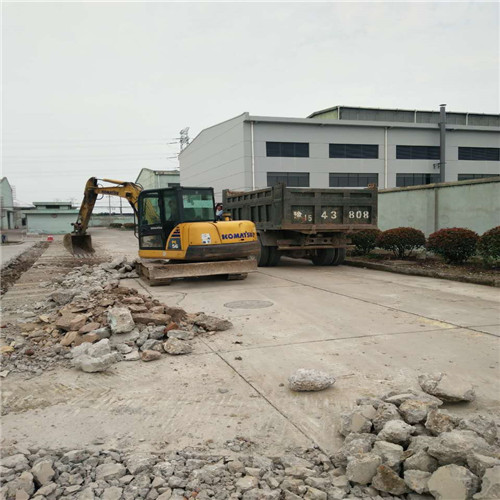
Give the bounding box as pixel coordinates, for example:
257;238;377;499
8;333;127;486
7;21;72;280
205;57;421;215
351;226;500;264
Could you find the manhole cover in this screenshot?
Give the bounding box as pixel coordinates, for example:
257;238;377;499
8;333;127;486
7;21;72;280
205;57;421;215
224;300;274;309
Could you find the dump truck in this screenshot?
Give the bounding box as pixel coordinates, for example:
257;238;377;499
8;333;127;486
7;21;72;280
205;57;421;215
222;183;378;266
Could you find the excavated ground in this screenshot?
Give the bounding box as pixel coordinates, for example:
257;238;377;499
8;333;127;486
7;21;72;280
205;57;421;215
1;229;499;499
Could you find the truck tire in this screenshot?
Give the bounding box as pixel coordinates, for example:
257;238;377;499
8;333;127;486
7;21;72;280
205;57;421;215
330;248;346;266
311;249;335;266
257;241;271;267
267;247;281;267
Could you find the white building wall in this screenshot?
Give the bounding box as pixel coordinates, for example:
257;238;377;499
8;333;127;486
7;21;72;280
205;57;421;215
27;213;78;234
179;114;500;192
179;114;251;200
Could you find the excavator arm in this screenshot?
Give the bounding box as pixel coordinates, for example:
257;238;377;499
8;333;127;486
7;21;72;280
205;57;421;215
72;177;142;234
64;177;143;255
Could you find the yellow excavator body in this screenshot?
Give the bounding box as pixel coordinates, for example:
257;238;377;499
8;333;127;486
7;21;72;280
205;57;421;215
139;220;258;261
65;178;259;284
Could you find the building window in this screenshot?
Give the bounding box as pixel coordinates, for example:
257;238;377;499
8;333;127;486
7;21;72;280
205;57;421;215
396;145;440;160
329;144;378;159
267;172;309;187
266;142;309;158
329;173;379;187
396;173;440;187
458;147;500;161
458;173;500;181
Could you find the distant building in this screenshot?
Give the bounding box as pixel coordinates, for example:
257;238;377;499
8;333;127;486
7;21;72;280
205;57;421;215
136;168;180;190
0;177;15;230
26;202;79;234
179;106;500;199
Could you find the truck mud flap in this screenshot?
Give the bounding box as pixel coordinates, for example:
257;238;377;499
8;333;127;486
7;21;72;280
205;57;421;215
138;258;257;286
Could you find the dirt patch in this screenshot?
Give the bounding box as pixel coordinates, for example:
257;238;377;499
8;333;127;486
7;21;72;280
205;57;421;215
0;242;50;295
346;253;500;287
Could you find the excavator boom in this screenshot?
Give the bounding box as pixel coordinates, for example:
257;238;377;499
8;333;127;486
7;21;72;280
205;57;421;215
64;177;142;255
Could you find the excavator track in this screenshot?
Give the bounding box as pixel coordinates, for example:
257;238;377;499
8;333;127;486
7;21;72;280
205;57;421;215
138;258;256;286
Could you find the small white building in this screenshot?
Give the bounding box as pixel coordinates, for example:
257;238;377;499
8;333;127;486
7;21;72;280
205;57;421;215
0;177;15;230
136;168;180;190
26;202;79;234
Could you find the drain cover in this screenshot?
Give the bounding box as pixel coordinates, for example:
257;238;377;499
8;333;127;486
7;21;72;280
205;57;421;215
224;300;273;309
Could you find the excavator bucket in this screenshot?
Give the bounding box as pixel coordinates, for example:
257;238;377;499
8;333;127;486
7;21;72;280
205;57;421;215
63;233;95;256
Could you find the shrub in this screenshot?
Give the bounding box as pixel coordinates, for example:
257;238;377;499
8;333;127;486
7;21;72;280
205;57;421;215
122;223;136;230
109;223;122;228
478;226;500;263
351;229;382;255
427;227;479;264
376;227;426;258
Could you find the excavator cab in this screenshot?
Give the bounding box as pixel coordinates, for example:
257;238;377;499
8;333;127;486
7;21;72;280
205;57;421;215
138;187;215;253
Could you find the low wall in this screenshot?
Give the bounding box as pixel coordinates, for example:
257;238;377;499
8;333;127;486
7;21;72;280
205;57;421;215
88;214;135;227
378;177;500;236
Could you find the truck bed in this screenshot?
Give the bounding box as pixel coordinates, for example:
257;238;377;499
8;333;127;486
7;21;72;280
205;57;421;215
223;184;378;233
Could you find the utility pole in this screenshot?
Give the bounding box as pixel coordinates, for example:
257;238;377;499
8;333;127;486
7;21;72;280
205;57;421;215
439;104;446;183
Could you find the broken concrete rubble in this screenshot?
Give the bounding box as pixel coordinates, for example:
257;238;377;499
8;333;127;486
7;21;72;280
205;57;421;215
1;256;235;376
333;383;499;499
71;339;121;373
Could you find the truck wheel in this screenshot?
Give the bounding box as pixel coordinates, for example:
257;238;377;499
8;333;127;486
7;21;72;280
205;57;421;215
267;247;281;267
311;249;335;266
257;242;271;267
330;248;346;266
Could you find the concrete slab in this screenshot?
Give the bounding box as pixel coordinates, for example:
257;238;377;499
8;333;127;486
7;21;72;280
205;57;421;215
1;349;312;455
258;263;500;329
469;324;500;337
215;327;500;453
0;240;37;268
3;229;498;457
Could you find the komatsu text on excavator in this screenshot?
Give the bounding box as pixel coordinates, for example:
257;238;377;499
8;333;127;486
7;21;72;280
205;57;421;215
64;178;259;284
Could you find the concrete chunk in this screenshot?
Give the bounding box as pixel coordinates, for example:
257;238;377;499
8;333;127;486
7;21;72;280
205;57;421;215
428;464;479;500
418;372;476;403
288;369;335;392
108;307;135;334
371;464;409;495
346;453;381;485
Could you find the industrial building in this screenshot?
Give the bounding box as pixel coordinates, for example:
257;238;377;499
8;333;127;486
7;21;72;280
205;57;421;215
179;106;500;199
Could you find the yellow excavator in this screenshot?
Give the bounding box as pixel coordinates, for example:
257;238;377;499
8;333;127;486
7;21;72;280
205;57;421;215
64;177;259;284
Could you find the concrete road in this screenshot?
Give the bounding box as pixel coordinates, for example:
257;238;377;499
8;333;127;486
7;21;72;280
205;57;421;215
0;240;37;268
2;228;499;456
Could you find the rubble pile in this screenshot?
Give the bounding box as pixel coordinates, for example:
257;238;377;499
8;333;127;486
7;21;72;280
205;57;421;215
0;445;409;500
331;378;500;500
0;257;232;377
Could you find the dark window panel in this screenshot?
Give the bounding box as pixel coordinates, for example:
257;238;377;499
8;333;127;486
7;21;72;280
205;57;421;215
266;142;309;158
396;173;440;187
458;147;500;161
458;173;500;181
329;144;378;159
329;173;378;187
396;145;440;160
267;172;310;187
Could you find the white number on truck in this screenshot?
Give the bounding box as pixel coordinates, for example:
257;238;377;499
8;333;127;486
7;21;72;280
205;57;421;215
349;210;370;219
321;210;337;220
